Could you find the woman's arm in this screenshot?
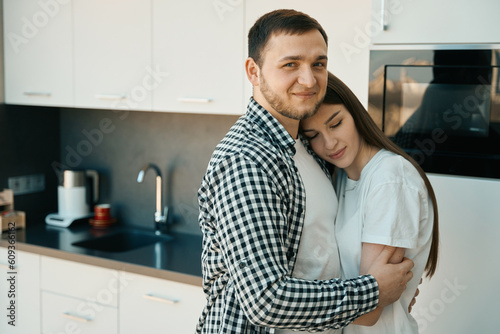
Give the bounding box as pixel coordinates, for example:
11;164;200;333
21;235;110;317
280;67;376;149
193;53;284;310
352;243;405;326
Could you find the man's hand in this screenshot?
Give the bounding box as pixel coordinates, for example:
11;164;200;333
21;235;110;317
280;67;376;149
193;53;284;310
364;246;414;308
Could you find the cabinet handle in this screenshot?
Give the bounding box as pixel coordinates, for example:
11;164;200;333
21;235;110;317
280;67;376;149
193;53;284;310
380;0;388;31
23;91;51;97
0;263;15;270
143;293;179;304
95;94;127;100
61;312;93;323
178;97;213;103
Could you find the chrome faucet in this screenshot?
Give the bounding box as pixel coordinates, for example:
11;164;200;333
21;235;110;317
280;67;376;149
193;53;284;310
137;163;169;235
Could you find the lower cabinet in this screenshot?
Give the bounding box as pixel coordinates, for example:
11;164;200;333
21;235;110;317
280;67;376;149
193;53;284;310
0;248;40;334
119;271;206;334
41;291;118;334
0;250;204;333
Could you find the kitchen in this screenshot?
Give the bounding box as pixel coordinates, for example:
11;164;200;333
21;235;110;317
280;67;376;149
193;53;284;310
1;0;500;333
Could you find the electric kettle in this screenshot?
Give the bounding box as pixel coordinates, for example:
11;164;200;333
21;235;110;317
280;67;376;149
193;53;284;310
45;170;99;227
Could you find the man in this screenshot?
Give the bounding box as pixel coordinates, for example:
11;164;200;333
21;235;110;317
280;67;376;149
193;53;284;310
197;9;414;334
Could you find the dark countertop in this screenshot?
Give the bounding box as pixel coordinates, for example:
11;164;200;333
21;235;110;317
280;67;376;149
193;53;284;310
0;222;203;286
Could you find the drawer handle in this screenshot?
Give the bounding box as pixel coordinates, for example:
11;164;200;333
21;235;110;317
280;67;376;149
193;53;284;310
23;91;52;97
0;263;19;271
178;97;213;103
143;293;179;304
95;94;127;101
62;312;93;323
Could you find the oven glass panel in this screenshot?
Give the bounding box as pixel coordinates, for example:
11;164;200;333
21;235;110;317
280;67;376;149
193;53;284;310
369;49;500;178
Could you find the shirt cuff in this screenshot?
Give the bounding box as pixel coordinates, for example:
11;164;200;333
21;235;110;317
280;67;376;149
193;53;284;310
357;274;379;315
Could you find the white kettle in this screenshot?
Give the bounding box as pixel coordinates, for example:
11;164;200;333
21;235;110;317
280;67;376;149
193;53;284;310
46;170;99;227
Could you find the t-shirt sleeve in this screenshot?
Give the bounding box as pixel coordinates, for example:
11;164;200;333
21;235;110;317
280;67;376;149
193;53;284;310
361;181;427;249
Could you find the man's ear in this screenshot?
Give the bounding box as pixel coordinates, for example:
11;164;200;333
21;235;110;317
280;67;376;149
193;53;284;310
245;57;260;87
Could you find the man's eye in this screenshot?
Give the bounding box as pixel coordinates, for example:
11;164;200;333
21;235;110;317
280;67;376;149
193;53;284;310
314;62;326;67
284;63;295;67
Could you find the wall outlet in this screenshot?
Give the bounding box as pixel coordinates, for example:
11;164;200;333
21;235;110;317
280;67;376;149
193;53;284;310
8;174;46;195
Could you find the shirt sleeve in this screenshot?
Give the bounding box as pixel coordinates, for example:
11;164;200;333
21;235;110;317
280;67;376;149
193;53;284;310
204;154;379;331
362;180;428;249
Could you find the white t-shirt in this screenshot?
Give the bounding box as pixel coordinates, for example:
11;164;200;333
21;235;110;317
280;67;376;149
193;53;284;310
276;139;342;334
335;149;434;334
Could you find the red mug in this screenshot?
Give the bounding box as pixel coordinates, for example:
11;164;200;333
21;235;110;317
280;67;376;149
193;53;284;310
94;204;111;221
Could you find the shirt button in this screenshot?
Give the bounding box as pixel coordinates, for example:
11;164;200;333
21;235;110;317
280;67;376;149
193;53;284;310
239;260;247;269
286;250;295;260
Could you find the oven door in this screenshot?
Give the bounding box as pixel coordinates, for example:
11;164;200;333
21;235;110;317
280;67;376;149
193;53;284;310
369;48;500;179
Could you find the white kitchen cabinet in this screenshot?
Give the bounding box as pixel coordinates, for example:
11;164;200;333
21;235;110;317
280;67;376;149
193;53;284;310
119;271;206;334
371;0;500;44
245;0;373;107
152;0;245;114
41;291;118;334
412;175;500;333
41;256;119;307
41;256;119;334
0;248;40;334
2;0;73;107
73;0;152;111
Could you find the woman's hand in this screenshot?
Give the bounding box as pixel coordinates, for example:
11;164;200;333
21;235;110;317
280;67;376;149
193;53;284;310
408;278;423;313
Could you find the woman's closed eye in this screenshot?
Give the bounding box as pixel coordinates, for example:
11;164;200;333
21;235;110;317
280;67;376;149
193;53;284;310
303;132;318;140
330;120;342;128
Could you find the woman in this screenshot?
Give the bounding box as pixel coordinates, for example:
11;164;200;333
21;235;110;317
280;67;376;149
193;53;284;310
300;72;439;333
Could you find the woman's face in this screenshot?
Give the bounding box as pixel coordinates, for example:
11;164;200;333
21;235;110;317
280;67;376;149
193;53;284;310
301;103;368;179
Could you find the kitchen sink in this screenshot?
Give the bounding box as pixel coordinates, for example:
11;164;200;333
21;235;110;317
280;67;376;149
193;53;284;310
72;230;173;253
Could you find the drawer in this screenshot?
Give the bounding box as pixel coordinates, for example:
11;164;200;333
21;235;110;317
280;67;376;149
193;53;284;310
41;291;117;334
41;256;119;307
119;271;206;334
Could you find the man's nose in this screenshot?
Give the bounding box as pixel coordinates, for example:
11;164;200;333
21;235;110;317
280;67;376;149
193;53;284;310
297;67;316;88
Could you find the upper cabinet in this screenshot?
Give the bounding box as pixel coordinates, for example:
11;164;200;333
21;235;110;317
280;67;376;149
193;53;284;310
371;0;500;44
152;0;245;114
73;0;152;111
2;0;243;114
3;0;73;107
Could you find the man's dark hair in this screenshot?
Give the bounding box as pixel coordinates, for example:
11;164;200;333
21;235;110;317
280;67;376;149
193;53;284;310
248;9;328;67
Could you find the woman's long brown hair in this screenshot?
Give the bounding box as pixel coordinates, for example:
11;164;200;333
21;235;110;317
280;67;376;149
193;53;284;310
320;72;439;277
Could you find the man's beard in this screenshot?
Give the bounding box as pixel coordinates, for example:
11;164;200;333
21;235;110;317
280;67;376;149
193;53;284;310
260;74;323;120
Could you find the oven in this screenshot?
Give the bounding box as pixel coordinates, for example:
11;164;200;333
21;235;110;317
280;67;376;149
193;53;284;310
367;44;500;179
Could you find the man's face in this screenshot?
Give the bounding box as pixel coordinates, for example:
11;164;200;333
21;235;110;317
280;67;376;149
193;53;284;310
254;30;328;121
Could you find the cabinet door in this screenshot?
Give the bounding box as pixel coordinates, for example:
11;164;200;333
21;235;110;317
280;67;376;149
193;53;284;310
73;0;152;111
3;0;73;107
41;256;119;307
245;0;373;107
41;291;118;334
152;0;245;114
371;0;500;44
0;248;40;334
119;271;206;334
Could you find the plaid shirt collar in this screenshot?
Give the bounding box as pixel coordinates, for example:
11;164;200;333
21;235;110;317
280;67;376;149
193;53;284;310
247;97;298;156
246;97;330;176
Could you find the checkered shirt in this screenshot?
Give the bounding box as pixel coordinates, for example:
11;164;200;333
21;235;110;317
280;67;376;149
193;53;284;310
196;98;379;334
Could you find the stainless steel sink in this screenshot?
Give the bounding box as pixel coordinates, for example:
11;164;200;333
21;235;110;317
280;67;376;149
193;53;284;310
72;230;173;253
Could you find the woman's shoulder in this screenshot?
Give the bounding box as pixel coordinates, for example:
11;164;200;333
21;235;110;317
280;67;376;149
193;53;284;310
366;149;424;189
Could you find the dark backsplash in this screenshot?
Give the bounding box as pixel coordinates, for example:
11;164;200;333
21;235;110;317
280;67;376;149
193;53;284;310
1;104;239;235
0;104;60;223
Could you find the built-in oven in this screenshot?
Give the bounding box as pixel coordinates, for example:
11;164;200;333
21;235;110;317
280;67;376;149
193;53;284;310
368;44;500;179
